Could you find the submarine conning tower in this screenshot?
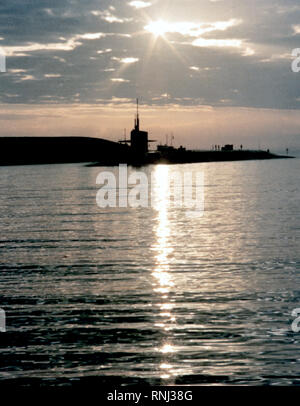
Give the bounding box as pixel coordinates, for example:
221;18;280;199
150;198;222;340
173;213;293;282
130;98;149;157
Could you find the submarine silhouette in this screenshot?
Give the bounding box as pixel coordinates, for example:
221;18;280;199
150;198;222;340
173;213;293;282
89;99;294;166
0;100;294;166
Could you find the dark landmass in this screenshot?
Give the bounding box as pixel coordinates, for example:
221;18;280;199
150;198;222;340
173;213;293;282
0;136;129;166
0;136;294;167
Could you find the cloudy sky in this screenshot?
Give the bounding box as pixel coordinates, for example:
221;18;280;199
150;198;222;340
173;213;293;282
0;0;300;151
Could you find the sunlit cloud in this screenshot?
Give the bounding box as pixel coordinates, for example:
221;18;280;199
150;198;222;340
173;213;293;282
44;8;54;16
259;53;292;63
129;1;152;9
110;78;130;82
9;69;27;74
122;57;139;63
80;33;105;40
4;94;20;98
293;25;300;35
17;75;36;81
44;74;61;78
97;48;112;54
112;57;139;64
144;19;241;38
192;38;241;48
2;31;131;57
91;10;131;23
143;18;252;55
111;97;132;103
53;56;66;63
191;38;254;56
3;39;79;56
2;33;106;56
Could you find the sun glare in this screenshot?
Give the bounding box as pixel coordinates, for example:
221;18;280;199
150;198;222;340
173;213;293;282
144;20;169;37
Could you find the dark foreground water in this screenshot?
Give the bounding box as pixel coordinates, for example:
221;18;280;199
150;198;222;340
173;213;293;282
0;159;299;386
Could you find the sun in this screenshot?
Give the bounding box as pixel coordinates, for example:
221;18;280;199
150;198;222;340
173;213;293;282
144;20;169;37
143;19;187;66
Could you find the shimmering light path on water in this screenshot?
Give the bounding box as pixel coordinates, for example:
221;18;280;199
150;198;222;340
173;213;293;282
0;159;299;385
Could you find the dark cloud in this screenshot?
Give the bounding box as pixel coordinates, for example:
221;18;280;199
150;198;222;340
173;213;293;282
0;0;300;109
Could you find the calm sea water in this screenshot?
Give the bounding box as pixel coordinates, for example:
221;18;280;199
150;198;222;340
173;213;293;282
0;159;299;386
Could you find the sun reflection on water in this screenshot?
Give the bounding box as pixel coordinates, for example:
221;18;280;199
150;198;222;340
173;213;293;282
151;165;178;381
